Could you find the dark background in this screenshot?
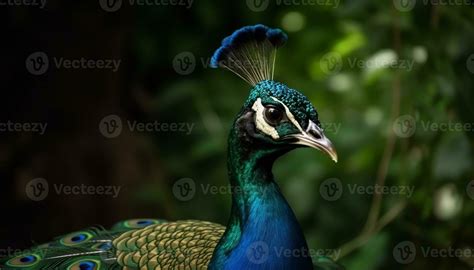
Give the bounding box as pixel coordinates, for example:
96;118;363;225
1;0;473;269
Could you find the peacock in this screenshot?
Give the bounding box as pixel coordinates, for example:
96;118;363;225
1;25;343;270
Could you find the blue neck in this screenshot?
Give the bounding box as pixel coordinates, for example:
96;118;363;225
209;127;313;270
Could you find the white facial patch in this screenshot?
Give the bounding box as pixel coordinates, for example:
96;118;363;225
251;97;305;140
270;97;304;133
252;98;280;139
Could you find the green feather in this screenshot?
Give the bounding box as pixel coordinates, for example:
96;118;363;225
0;219;162;270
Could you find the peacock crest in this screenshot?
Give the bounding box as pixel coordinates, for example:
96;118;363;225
210;24;287;85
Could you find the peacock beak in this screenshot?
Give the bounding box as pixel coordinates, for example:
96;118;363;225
285;120;338;163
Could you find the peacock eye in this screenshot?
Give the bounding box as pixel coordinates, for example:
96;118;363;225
263;105;283;126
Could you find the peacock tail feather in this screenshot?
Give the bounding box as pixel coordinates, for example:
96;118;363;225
0;219;162;270
114;220;225;269
0;219;228;270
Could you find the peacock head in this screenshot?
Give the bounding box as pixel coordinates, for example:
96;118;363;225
211;24;337;162
242;80;337;162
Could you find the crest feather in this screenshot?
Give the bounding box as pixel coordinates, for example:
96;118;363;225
210;24;288;85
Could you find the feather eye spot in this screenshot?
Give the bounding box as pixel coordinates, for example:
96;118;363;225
96;242;112;250
137;220;153;225
111;218;163;230
123;219;160;229
60;232;93;246
71;234;86;242
19;255;35;263
6;254;41;267
67;259;99;270
79;261;95;270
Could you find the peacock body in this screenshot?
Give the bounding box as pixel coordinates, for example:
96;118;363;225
1;25;342;270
